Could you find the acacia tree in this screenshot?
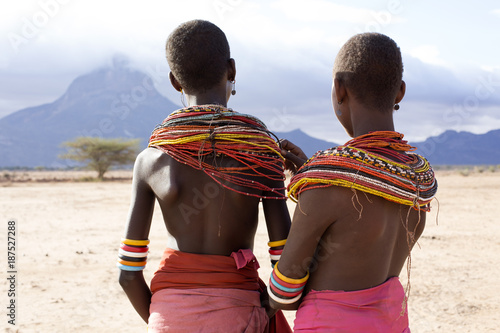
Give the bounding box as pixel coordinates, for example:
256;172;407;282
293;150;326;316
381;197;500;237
60;137;140;180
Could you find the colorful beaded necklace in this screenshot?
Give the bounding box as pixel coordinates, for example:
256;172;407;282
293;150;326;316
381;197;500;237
148;105;286;199
288;131;438;210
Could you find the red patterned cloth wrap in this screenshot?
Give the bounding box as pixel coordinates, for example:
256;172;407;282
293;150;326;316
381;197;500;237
148;248;291;333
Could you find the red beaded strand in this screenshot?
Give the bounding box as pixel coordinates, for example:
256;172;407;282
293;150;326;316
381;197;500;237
149;105;286;199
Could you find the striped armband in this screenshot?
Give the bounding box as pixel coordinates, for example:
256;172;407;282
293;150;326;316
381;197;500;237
117;238;149;271
268;239;286;268
268;262;309;304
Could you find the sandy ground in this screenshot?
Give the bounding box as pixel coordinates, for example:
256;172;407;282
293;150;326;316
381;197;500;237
0;169;499;332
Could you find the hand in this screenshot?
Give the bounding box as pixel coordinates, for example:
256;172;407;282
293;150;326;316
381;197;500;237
260;286;278;319
279;139;308;175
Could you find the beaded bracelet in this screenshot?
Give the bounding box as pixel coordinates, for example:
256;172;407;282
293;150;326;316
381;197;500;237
121;238;150;246
116;264;146;272
268;262;309;305
119;249;149;258
117;238;149;271
268;239;287;248
268;239;286;267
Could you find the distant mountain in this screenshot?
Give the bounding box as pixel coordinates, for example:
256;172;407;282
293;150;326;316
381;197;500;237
412;129;500;165
272;129;500;165
275;130;500;165
274;129;337;158
273;129;500;165
0;60;499;167
0;59;179;168
0;59;338;168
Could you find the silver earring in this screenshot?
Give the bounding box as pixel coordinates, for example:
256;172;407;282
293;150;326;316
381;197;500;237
336;101;342;115
181;89;187;107
231;80;236;96
394;104;400;111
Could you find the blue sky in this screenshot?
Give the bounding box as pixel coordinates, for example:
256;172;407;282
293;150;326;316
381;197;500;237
1;0;499;143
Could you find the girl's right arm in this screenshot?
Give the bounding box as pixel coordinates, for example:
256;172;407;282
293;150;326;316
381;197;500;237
118;150;156;323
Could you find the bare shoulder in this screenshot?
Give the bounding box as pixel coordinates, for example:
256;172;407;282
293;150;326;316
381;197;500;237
134;147;163;170
295;185;359;225
133;148;184;196
133;147;175;180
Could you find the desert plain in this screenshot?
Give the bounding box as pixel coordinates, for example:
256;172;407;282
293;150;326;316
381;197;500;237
0;168;499;332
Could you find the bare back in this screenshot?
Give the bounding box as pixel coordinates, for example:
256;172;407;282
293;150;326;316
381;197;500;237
125;147;290;256
278;185;425;293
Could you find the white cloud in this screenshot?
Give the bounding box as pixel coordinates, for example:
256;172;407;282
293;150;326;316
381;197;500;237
492;9;500;17
1;0;500;142
271;0;372;23
480;65;500;72
409;45;446;67
270;0;404;25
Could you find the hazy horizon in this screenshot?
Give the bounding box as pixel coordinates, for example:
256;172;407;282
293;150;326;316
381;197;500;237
2;1;500;143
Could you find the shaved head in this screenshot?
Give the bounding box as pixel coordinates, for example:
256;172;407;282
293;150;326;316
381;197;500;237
166;20;231;93
333;33;403;110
